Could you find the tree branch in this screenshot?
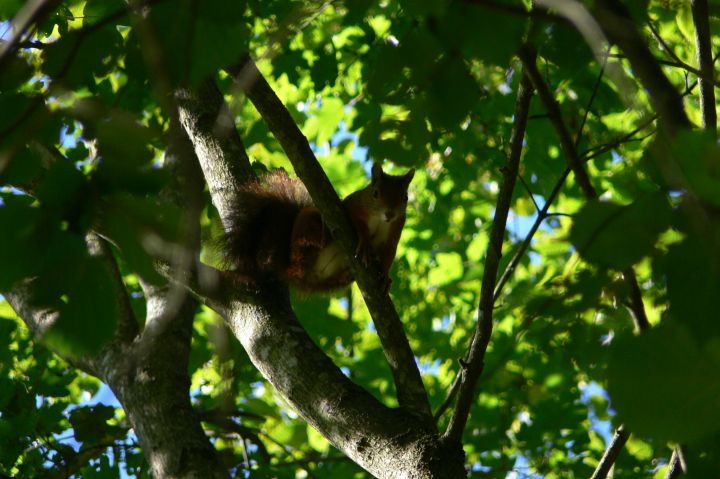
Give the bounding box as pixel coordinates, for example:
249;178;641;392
593;0;692;134
664;446;687;478
3;277;99;376
0;0;61;73
519;42;651;333
691;0;717;136
589;424;629;479
519;44;597;198
228;58;433;421
175;80;255;224
493;167;571;299
86;233;139;344
175;75;462;477
443;70;534;442
646;21;705;82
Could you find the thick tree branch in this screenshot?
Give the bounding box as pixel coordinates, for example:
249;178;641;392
110;120;232;479
3;278;99;376
589;424;629;479
227;58;433;421
224;289;462;477
593;0;692;134
443;70;534;442
175;80;255;225
691;0;717;136
3;243;225;479
175;76;462;477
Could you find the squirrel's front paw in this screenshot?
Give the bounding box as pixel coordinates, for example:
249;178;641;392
355;239;371;265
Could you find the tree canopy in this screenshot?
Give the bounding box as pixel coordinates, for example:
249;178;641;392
1;0;719;478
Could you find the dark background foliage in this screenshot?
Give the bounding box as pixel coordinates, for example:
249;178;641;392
1;0;719;477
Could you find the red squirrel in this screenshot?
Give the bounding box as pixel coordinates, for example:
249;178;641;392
224;163;415;292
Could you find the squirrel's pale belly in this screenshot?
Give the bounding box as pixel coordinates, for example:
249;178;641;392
311;242;349;280
366;212;392;248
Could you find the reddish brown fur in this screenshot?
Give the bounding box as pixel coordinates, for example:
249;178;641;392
224;165;414;292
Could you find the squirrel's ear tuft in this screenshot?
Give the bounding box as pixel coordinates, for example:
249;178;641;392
371;163;383;182
404;168;415;183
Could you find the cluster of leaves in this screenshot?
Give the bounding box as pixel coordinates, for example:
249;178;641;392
1;0;720;477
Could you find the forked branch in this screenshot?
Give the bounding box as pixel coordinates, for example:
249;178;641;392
228;58;433;421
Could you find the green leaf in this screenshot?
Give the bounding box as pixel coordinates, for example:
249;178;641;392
69;405;116;443
147;0;249;86
0;0;23;18
0;55;33;93
428;252;463;286
569;193;672;269
672;131;720;207
0;199;45;289
241;397;280;420
424;57;480;129
36;160;89;225
663;235;720;339
96;194;182;284
542;24;595;70
42;26;123;88
608;321;720;442
42;236;119;356
438;2;526;67
0;146;44;187
310;46;339;90
82;0;126;26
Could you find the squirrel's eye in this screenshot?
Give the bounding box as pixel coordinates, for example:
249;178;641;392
373;189;379;198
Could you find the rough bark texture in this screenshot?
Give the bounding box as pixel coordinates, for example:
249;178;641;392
5;264;229;479
225;288;464;478
175;80;255;223
3;121;231;479
176;78;466;477
105;121;229;479
105;304;228;479
229;59;433;421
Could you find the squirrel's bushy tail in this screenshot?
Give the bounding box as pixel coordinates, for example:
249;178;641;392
222;170;313;276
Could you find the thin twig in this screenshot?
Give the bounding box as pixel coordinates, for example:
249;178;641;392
594;0;692;134
443;70;534;442
519;44;597;198
605;52;719;84
576;49;610;148
691;0;717;136
0;0;61;73
517;174;541;213
589;425;630;479
647;21;704;81
493;167;570;299
496;51;608;300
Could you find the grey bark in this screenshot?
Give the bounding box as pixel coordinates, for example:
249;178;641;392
230;59;433;421
3;122;230;479
176;79;466;478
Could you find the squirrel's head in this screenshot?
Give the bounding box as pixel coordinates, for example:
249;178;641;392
370;163;415;222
